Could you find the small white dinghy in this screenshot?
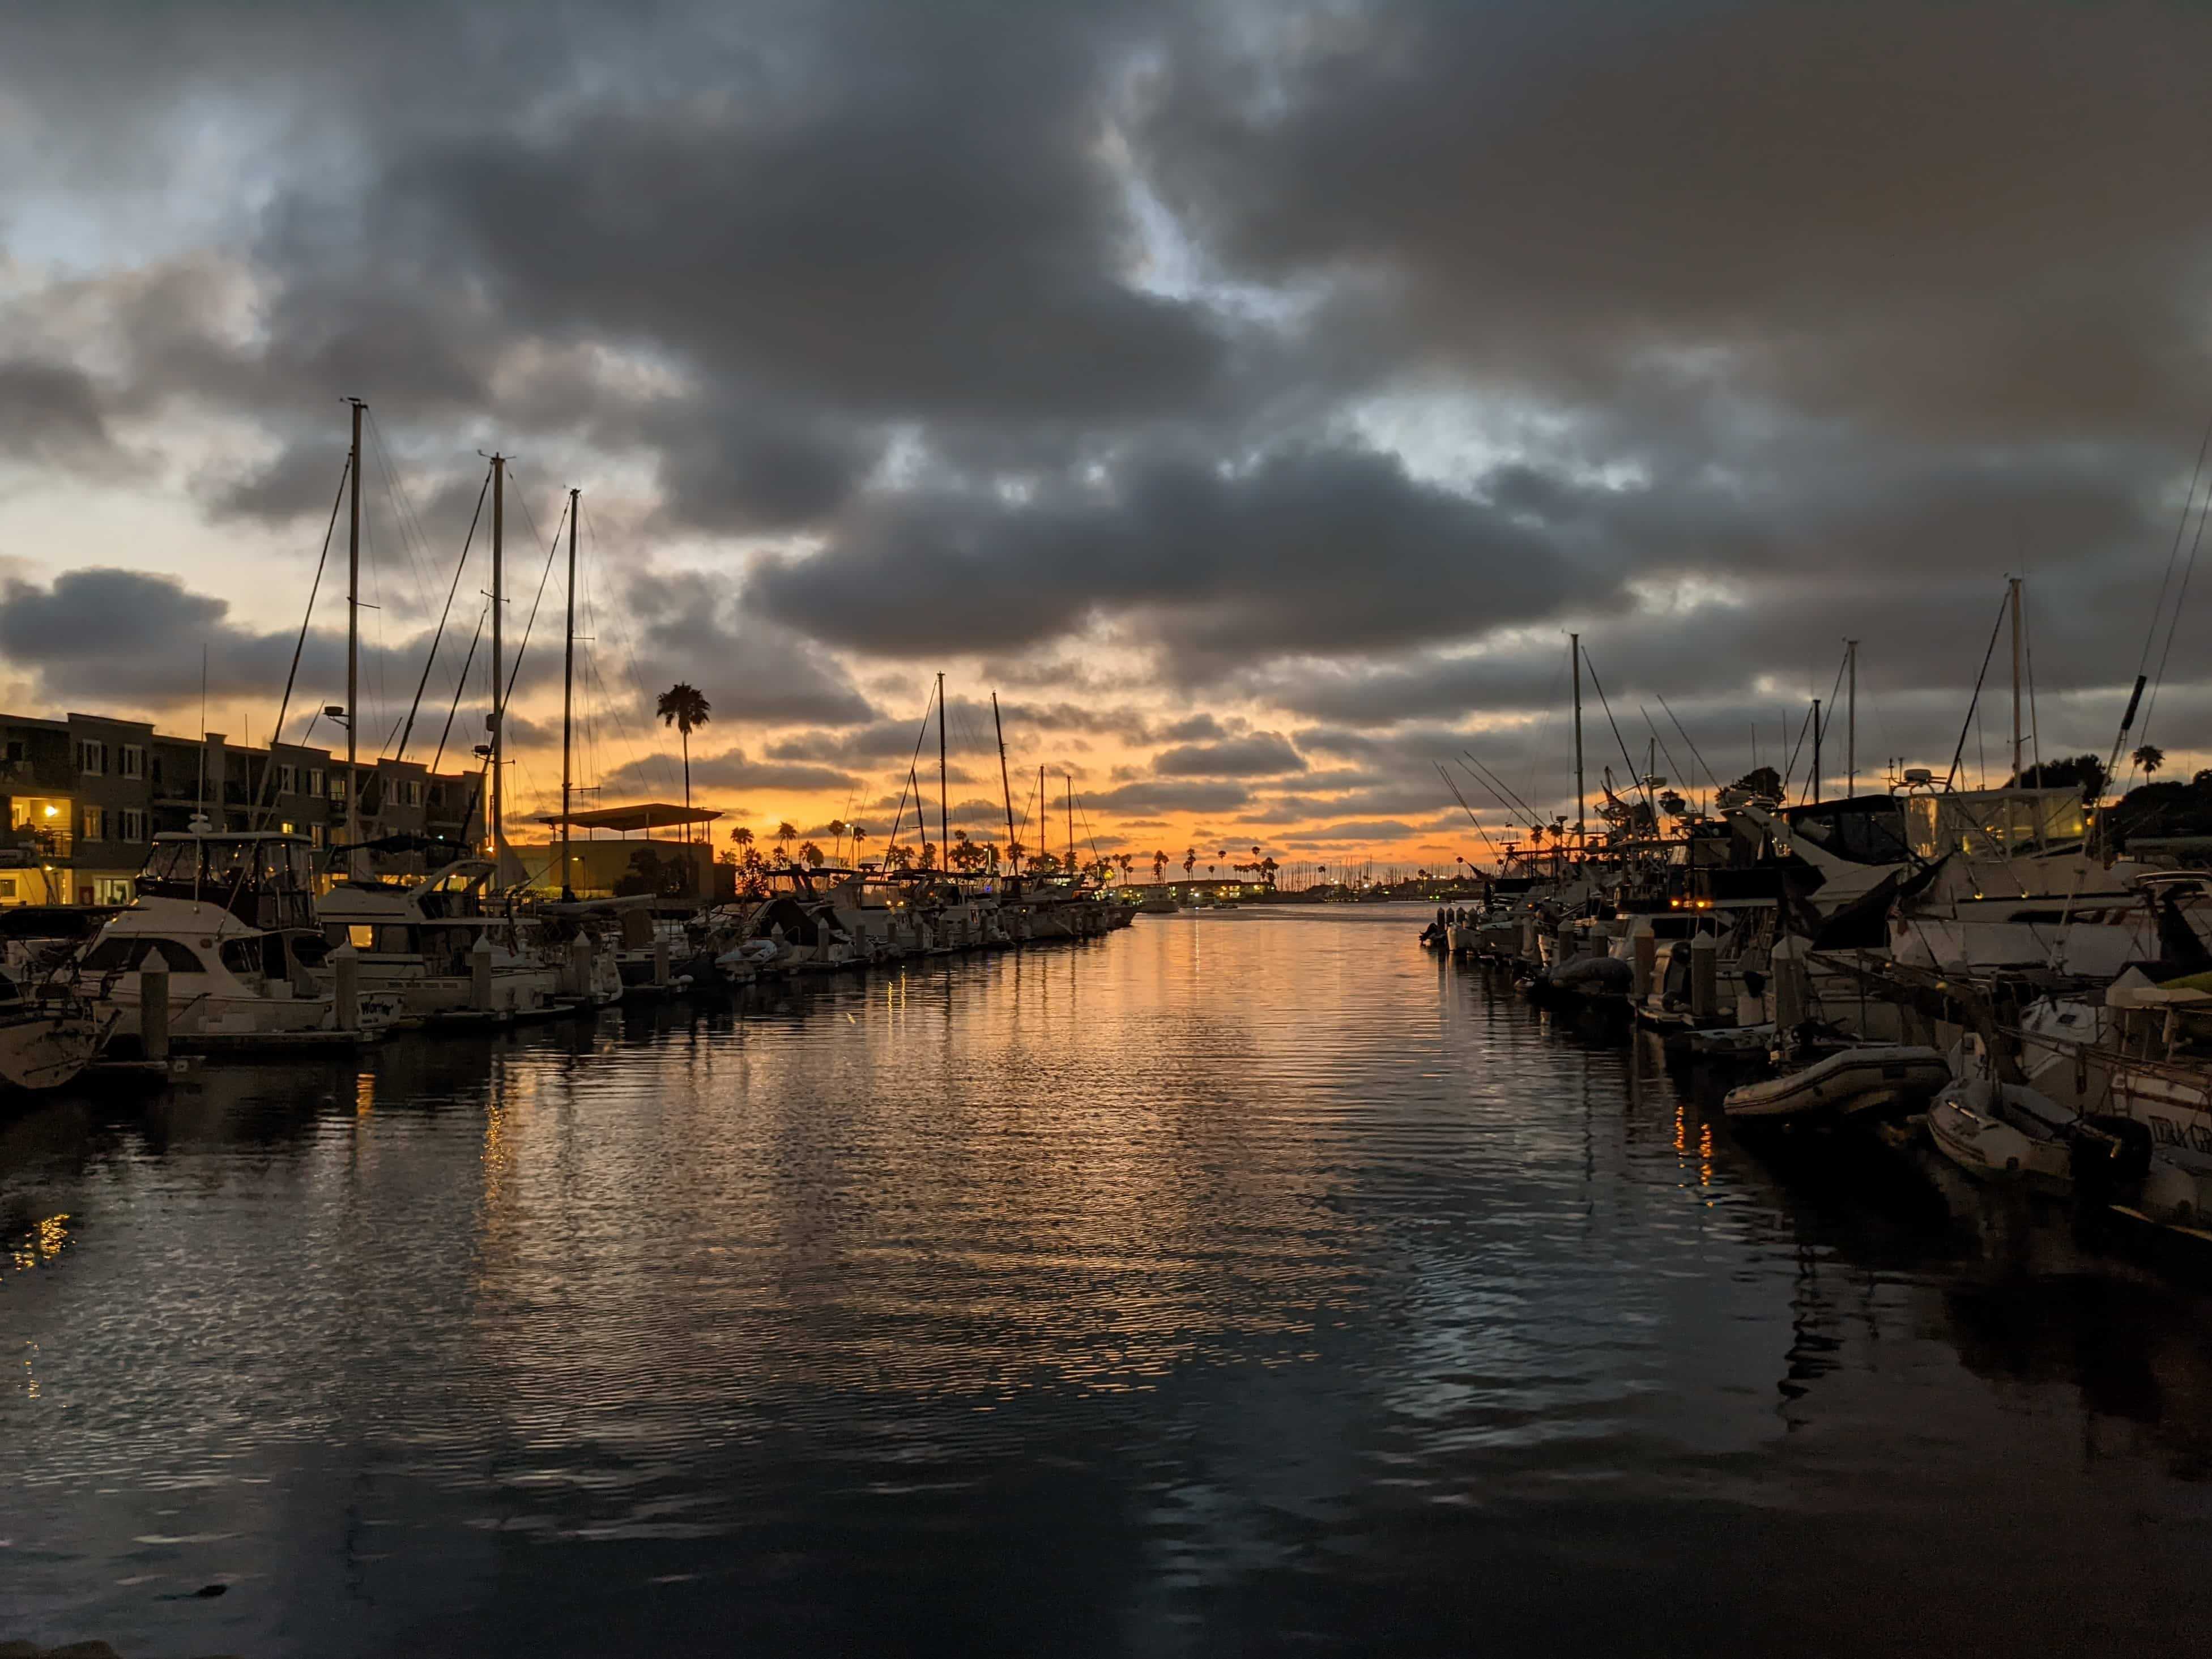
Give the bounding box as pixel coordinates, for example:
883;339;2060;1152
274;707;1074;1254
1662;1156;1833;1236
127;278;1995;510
1724;1044;1949;1121
1925;1077;2077;1191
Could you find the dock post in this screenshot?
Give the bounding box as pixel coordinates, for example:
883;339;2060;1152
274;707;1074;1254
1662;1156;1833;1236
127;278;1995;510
470;932;496;1012
568;936;594;1000
140;948;171;1063
652;935;671;986
1632;932;1657;1001
1689;932;1717;1019
332;941;361;1033
1772;936;1809;1029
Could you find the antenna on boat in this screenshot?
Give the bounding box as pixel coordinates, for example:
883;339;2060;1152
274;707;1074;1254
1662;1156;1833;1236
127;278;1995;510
345;396;365;875
1845;638;1858;797
936;670;949;858
1570;632;1585;857
1810;698;1822;804
561;485;578;901
992;692;1017;883
2009;575;2024;784
487;451;506;872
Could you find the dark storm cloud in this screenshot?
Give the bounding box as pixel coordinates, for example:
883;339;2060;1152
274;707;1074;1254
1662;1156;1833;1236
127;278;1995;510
1152;732;1306;778
0;568;339;707
1085;780;1252;816
0;361;114;466
624;570;876;727
1147;1;2212;437
598;747;856;797
752;445;1585;673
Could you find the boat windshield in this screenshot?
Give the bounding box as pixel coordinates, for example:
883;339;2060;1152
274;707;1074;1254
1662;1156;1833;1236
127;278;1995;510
1904;788;2087;860
137;835;317;929
142;837;316;889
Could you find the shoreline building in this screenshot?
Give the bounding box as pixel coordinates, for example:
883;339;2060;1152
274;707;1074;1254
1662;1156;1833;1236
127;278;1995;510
1;709;481;906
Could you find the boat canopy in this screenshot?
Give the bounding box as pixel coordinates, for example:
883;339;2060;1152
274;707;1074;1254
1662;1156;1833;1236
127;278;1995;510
138;830;318;931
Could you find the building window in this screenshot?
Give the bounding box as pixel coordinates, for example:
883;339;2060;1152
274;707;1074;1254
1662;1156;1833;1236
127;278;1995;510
76;740;108;776
0;876;16;900
8;797;71;855
330;775;348;805
93;878;132;906
310;769;327;797
118;808;147;842
276;764;297;796
82;807;109;842
310;825;326;848
118;744;146;779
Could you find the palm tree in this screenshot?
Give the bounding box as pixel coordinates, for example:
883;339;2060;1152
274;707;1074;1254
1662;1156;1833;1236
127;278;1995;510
2134;744;2167;778
799;840;824;869
850;824;870;865
827;817;848;863
655;683;711;840
775;821;797;864
729;824;753;852
1182;848;1196;877
1152;850;1167;885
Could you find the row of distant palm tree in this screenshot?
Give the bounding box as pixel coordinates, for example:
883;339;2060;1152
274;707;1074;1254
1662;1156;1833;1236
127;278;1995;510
658;680;1301;884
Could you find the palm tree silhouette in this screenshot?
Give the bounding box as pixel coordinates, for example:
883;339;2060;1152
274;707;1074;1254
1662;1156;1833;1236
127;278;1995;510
655;683;711;839
729;824;753;851
850;824;870;865
2134;744;2167;778
775;821;797;864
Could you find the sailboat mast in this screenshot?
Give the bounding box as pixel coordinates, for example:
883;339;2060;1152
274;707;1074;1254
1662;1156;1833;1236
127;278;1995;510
2009;576;2024;782
561;487;578;899
992;692;1016;878
1846;638;1858;796
1065;774;1073;876
1570;632;1584;855
345;398;364;864
489;454;505;862
936;670;949;856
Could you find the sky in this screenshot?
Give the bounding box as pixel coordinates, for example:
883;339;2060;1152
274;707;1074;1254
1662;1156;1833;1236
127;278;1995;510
4;0;2211;876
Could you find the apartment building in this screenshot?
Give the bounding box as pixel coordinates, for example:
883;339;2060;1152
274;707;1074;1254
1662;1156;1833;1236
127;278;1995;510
0;708;482;906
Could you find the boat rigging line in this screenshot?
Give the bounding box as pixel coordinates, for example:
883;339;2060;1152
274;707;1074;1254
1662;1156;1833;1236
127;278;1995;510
1457;752;1542;829
1652;692;1721;803
1942;588;2011;790
1435;762;1504;865
250;450;351;830
388;460;491;762
1574;650;1654;822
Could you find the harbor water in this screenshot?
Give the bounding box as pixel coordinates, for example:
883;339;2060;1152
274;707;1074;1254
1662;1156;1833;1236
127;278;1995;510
6;905;2212;1655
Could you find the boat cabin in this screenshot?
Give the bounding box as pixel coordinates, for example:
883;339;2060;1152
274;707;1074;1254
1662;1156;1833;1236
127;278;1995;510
1902;786;2087;861
136;826;319;931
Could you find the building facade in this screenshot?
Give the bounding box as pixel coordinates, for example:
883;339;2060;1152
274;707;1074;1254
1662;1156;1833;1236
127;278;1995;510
0;708;482;906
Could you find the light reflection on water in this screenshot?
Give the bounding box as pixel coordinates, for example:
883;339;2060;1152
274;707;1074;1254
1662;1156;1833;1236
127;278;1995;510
5;905;2212;1656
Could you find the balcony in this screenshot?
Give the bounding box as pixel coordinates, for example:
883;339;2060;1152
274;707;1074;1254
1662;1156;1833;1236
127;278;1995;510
9;826;74;859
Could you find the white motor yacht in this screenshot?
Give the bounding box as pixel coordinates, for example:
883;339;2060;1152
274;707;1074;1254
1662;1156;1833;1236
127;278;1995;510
78;822;404;1050
319;858;604;1022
